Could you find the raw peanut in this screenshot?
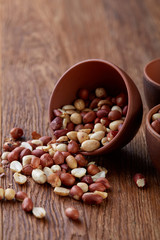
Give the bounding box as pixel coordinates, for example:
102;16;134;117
96;110;108;118
94;191;108;199
50;117;63;131
22;155;33;166
116;93;127;107
109;120;123;131
79;128;91;134
94;118;100;124
1;152;10;160
1;160;9;165
62;105;75;110
43;167;53;177
95;177;111;189
0;188;5;200
83;111;96;123
66;122;75;131
31;156;40;169
32;149;45;157
81;175;93;185
61;164;69;172
98;101;111;109
65;207;79;220
90;131;105;141
84;123;94;130
62;116;70;129
81;111;86;118
67;140;79;154
67;131;78;141
75;124;84;131
31;140;43;146
71;168;86;178
75;154;88;167
87;164;100;176
81;140;100;152
39;136;52;145
0;167;4;174
20;149;32;161
108;110;122;121
5;188;16;200
20;142;33;151
51;165;61;172
60;173;75;186
74;99;85;111
93;123;106;132
66;155;77;169
65;110;76;115
70;113;82;125
151;120;160;134
152;113;160;121
56;143;67;152
22;164;33;176
89;182;106;192
56;136;68;142
54;129;68;139
54;187;70;196
3;140;20;152
32;169;47;184
31;131;41;139
7;151;19;163
70;185;83;200
61;151;70;158
22;198;33;212
32;207;46;219
77;182;88;193
10;127;23;140
100;117;110;127
122;105;128;116
89;98;100;109
101;137;108;146
54;151;65;165
40;153;54;168
10;161;22;172
53;109;62;117
82;193;103;205
92;171;106;182
95;88;107;98
106;130;118;142
14;172;27;184
133;173;146;188
77;132;89;143
49;148;55;156
111;105;122;113
47;173;61;187
15;191;28;201
78;88;89;100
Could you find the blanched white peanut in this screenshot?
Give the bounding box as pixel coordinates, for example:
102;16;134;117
98;99;110;107
32;169;47;184
98;166;108;174
77;132;89;143
101;137;108;146
90;131;105;141
93;123;106;132
14;172;27;184
109;120;123;131
56;136;68;142
62;105;75;110
79;129;91;134
5;188;15;200
95;88;107;98
43;167;53;177
31;140;43;146
1;152;10;160
51;165;61;172
62;117;70;129
77;182;88;192
81;140;100;152
67;131;78;141
49;148;55;156
56;143;67;152
54;187;70;196
94;191;108;199
66;155;77;169
71;168;86;178
51;143;58;151
0;188;5;200
22;155;34;166
111;105;122;113
91;171;106;181
74;99;85;111
70;113;82;125
20;142;33;151
10;161;22;172
32;207;46;218
152;113;160;121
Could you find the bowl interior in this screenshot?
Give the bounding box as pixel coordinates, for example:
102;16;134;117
146;104;160;139
144;58;160;85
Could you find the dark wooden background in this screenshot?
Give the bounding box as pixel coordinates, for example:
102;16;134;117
0;0;160;239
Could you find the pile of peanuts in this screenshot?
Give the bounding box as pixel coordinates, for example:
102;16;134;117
151;109;160;134
50;88;128;152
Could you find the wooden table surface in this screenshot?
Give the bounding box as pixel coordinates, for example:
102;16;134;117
0;0;160;239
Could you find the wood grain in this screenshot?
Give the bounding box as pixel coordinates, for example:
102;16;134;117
0;0;160;239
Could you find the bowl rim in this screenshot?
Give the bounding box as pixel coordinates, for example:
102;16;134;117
146;104;160;140
144;58;160;87
49;58;137;155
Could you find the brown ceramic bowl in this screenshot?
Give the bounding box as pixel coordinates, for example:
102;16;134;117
146;104;160;172
49;59;143;155
143;58;160;109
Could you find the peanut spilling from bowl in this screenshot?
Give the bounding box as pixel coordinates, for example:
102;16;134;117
50;87;128;152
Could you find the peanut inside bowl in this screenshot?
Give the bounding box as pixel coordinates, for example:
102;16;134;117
49;59;143;155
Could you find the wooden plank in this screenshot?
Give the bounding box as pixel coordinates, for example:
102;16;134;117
1;0;160;239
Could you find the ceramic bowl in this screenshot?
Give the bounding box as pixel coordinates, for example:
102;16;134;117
146;104;160;172
143;58;160;109
49;59;143;155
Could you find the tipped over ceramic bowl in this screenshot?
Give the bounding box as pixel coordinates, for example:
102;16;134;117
146;104;160;172
49;59;143;155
